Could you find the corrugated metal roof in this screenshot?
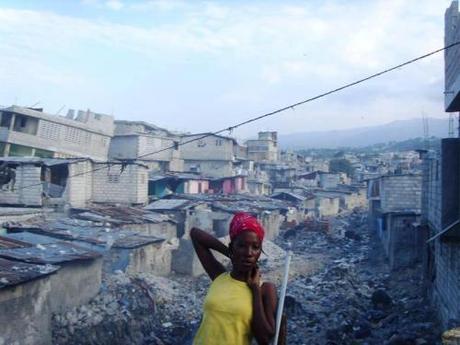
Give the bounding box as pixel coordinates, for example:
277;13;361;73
0;258;58;289
0;236;31;249
73;206;175;224
0;242;101;265
22;225;165;249
144;199;196;211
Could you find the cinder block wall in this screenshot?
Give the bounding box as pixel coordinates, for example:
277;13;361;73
91;164;148;204
65;161;93;207
381;175;422;212
0;165;42;206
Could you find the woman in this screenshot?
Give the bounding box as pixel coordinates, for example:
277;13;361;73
190;212;277;345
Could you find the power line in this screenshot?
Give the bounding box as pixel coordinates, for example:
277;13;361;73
8;41;460;193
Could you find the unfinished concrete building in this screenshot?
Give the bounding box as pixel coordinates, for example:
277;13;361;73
179;133;246;178
109;120;184;172
0;106;114;161
246;131;278;163
0;157;149;207
367;174;422;270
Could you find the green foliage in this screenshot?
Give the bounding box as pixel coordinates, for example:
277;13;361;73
329;158;354;176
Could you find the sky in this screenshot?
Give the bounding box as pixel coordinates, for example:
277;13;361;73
0;0;454;139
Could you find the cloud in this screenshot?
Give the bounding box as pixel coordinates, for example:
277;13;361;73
0;0;454;135
105;0;124;11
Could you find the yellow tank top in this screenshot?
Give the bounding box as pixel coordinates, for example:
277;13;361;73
193;272;253;345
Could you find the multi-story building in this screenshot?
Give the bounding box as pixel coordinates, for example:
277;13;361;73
179;133;246;178
0;106;114;161
246;131;278;163
109;120;183;172
445;1;460;112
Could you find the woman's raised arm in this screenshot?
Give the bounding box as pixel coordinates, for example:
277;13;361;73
190;227;229;280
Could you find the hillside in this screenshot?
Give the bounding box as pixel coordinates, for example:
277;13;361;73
278;118;450;149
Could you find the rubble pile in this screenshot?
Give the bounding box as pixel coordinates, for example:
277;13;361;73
52;271;164;345
275;210;442;345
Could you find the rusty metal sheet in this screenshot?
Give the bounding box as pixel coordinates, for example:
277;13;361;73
113;235;164;249
0;242;101;265
0;236;31;249
0;257;58;289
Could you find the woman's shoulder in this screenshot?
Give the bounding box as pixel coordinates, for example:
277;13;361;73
261;281;277;296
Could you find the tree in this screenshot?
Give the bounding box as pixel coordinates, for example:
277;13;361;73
329;158;354;177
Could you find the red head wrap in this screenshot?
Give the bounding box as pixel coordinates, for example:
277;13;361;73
229;212;265;242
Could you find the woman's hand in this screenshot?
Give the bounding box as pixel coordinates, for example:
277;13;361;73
247;265;261;290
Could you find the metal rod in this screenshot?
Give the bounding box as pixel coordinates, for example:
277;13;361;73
273;250;292;345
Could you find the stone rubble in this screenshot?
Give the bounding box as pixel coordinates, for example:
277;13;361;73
52;209;443;345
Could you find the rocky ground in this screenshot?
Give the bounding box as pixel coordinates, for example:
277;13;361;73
52;210;442;345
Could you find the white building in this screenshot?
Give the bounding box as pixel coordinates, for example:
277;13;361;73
0;106;114;161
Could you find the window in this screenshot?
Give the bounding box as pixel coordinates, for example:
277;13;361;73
107;173;120;183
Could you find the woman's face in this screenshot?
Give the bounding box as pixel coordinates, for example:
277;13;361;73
230;231;262;273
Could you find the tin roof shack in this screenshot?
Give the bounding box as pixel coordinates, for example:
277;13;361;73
0;105;114;160
144;198;211;238
109;120;184;173
318;172;341;189
210;175;247;194
0;158;148;207
270;191;316;224
0;258;58;345
73;206;178;240
422;138;460;329
0;231;102;314
313;192;341;218
149;172;210;198
91;161;148;205
16;223;173;277
0;157;91;207
366;174;422;271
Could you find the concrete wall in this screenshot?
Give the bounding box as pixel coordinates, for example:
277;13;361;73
65;160;93;208
260;211;281;240
0;276;53;345
171;238;205;276
2;110;112;160
180;134;234;161
49;258;102;314
183;159;234;178
0;165;42;206
91;164;148;205
445;1;460;111
381;213;421;271
125;241;174;276
120;222;178;240
317;197;340;217
432;241;460;329
380;175;422;212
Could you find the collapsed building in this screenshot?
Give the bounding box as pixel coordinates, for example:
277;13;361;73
0;157;148;207
367;174;422;270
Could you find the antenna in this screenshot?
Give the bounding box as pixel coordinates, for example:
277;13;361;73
30;101;41;108
422;111;429;150
55;105;66;115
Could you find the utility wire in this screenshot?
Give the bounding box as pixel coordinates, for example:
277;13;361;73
8;41;460;193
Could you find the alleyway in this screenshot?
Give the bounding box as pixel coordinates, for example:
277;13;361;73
51;210;442;345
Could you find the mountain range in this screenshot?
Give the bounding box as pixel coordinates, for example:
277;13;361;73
278;118;451;149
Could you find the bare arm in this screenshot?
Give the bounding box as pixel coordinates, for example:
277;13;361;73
190;227;229;280
248;269;277;344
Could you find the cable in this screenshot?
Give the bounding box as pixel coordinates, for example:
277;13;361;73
7;41;460;193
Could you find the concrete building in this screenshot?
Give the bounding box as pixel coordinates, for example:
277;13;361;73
0;157;149;207
179;133;242;178
367;174;423;270
0;258;58;345
246;131;278;163
0;106;114;161
422;139;460;329
109;120;184;173
445;1;460;112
